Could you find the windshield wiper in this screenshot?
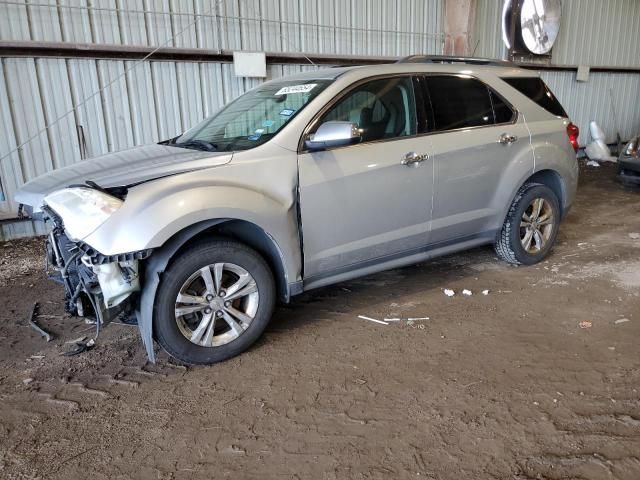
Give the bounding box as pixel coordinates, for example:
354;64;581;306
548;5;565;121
172;139;218;152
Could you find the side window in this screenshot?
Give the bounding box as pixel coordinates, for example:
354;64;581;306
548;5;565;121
501;77;567;117
318;77;417;143
490;90;516;124
426;76;495;131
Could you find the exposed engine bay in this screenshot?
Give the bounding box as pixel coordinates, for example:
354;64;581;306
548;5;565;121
43;205;151;333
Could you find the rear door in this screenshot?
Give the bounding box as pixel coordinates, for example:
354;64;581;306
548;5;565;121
297;75;434;283
423;74;532;243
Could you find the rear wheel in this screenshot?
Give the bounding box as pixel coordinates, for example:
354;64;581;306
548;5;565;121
154;240;275;365
495;183;561;265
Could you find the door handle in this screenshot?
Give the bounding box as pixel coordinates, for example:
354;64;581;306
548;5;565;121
401;151;430;166
498;133;518;145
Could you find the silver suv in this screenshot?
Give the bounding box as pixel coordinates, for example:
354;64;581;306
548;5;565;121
16;56;579;365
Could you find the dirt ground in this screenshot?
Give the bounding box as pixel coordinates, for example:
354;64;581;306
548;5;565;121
1;162;639;480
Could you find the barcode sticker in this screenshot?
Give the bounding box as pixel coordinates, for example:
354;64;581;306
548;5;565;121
275;84;317;96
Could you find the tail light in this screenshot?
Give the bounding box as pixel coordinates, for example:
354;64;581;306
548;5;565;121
567;122;579;152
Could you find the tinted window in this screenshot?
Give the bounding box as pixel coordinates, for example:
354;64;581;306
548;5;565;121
319;76;417;143
426;76;495;131
501;77;567;117
490;90;515;124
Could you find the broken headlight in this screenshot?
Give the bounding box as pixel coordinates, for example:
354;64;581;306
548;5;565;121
43;187;123;240
624;137;639;157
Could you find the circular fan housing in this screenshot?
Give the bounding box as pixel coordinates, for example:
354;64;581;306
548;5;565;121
520;0;561;54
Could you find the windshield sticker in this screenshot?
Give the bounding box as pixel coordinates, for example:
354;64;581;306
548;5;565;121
279;108;295;117
275;83;317;96
262;119;274;128
254;128;265;134
247;134;261;141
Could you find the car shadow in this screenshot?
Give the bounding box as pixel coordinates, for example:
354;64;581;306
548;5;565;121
264;244;509;335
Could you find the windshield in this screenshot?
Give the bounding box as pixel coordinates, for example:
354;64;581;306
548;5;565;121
171;79;333;152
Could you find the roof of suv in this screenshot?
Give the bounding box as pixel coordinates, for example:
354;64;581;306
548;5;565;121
278;60;539;83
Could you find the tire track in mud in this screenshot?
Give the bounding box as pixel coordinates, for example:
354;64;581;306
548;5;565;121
0;359;188;478
521;453;640;480
3;359;189;419
520;390;640;480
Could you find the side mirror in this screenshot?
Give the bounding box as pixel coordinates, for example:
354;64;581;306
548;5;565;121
304;121;361;151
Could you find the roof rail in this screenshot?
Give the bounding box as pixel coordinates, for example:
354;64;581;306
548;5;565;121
397;55;514;67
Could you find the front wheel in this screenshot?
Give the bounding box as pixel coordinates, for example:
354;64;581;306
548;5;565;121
495;183;561;265
154;239;275;365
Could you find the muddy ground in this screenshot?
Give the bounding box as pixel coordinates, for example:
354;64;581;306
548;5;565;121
1;162;639;480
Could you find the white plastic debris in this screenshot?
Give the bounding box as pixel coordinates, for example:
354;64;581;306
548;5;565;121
407;317;430;321
590;121;606;141
614;318;630;325
358;315;388;325
585;121;617;162
481;289;489;295
444;289;455;297
462;289;472;296
629;233;640;240
586;160;600;167
585;140;610;161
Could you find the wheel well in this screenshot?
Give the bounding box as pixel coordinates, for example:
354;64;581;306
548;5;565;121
177;220;290;303
525;170;565;214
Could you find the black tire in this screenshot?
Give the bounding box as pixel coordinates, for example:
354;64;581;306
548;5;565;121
494;183;561;265
154;239;275;365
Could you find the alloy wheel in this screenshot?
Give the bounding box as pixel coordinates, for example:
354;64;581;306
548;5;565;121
519;197;555;253
174;263;259;347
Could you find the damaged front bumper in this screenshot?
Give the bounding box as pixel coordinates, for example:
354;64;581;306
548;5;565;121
44;206;151;330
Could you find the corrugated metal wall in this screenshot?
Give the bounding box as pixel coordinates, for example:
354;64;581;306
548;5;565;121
551;0;640;68
0;0;444;53
542;70;640;144
472;0;505;60
0;0;445;224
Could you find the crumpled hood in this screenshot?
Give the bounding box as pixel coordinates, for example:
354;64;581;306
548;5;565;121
15;143;232;211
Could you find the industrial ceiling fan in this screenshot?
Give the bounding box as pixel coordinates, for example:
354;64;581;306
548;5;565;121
502;0;562;58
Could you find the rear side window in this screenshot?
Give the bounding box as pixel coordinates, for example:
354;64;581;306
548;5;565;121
501;77;567;117
424;76;514;132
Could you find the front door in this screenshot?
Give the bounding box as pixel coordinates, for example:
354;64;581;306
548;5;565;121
297;76;434;284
